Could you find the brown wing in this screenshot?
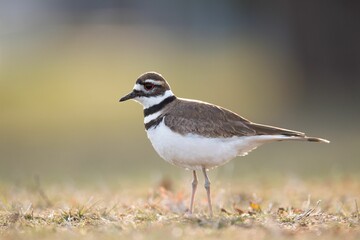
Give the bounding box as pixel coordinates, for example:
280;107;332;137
164;99;306;138
164;99;256;137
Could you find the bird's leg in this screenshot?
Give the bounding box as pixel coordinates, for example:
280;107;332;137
189;170;198;214
202;167;213;216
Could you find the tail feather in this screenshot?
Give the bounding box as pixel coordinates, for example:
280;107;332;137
248;122;305;137
305;137;330;143
247;122;330;143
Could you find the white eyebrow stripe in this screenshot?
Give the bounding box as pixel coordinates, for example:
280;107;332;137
144;79;162;85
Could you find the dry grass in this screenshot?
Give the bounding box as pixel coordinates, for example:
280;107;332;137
0;177;359;240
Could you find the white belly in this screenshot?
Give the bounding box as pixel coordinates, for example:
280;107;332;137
146;119;282;170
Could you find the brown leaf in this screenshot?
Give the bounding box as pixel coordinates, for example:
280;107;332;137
291;207;303;214
234;207;244;215
221;208;230;214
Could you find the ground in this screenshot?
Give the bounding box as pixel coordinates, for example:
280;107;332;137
0;176;359;240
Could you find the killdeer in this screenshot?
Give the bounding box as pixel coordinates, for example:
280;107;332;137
119;71;329;216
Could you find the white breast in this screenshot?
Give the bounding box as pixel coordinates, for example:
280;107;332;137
146;118;289;170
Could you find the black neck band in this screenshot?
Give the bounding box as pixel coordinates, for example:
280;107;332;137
143;95;176;117
145;116;164;130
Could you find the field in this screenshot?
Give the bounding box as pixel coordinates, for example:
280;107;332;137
1;176;359;240
1;2;359;240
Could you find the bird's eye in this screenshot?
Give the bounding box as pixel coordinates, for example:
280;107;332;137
144;83;155;90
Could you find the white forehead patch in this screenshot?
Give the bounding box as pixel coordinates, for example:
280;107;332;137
133;83;143;91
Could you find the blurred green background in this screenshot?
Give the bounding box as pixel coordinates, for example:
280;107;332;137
0;1;359;184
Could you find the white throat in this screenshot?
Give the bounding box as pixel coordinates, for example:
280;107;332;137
133;90;174;109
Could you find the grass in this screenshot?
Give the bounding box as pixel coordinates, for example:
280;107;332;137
0;176;359;240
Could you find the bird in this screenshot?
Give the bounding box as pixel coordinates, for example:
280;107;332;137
119;71;329;216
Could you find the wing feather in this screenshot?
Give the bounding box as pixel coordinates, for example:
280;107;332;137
163;99;307;138
164;100;256;137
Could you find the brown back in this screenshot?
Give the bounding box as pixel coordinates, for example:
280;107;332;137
163;98;305;138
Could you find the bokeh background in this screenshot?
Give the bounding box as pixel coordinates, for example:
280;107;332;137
1;0;359;185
